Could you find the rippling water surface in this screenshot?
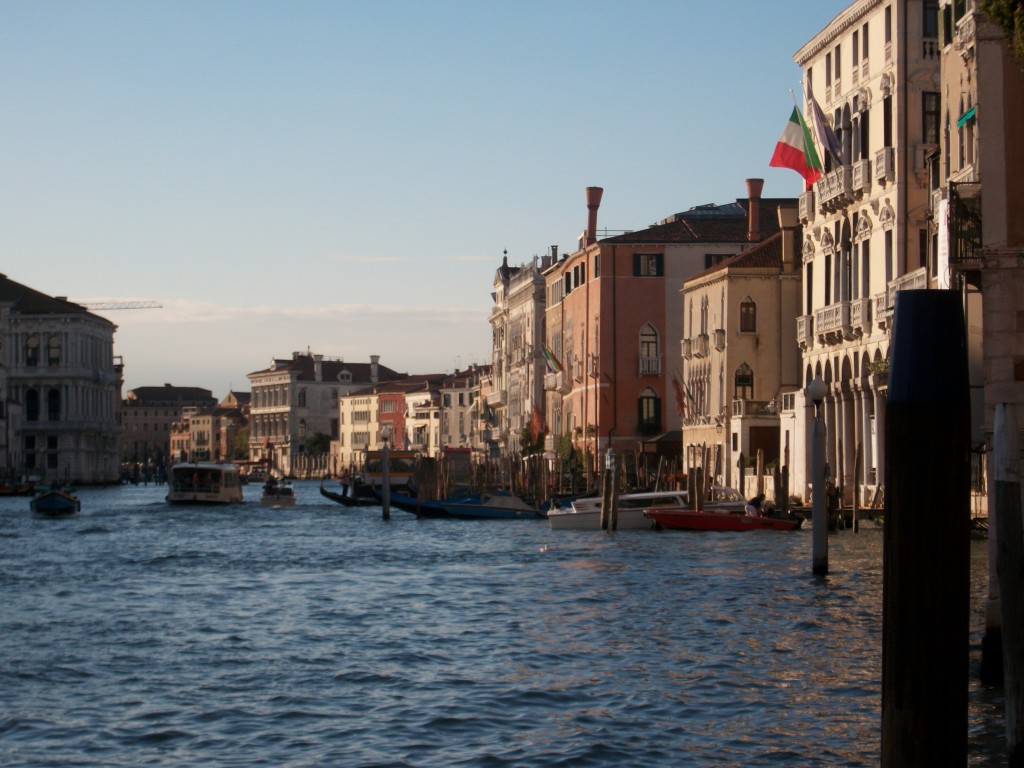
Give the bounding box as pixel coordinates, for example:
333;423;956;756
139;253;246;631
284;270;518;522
0;482;1007;766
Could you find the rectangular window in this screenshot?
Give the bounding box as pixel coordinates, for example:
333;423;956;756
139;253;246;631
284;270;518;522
885;6;892;44
885;229;894;282
593;253;600;278
805;67;812;99
941;4;953;46
924;1;939;38
834;44;841;81
852;30;859;66
739;302;757;333
923;92;940;144
825;52;832;86
704;254;730;269
633;253;663;277
862;22;869;59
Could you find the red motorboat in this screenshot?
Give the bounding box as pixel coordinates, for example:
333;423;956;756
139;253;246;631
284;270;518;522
644;507;804;531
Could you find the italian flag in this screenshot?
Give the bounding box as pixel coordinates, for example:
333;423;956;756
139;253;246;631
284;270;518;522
770;107;823;190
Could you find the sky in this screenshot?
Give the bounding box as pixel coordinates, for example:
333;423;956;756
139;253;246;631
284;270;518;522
1;0;851;398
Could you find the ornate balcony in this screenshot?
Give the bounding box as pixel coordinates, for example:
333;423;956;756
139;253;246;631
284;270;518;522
849;297;872;338
692;334;710;359
796;314;814;351
712;329;725;351
887;267;928;309
815;166;854;212
875;147;895;185
852;159;871;197
874;291;891;331
681;338;693;360
799;188;815;224
815;301;851;345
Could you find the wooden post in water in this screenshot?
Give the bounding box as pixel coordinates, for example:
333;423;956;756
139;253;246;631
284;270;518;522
994;403;1024;766
381;430;391;521
600;449;613;531
608;451;620;532
881;290;970;768
853;442;862;533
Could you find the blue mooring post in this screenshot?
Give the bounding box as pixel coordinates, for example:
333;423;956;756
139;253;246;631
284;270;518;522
881;290;970;767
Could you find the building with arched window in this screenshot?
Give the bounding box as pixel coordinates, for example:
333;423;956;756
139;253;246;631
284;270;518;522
0;273;122;483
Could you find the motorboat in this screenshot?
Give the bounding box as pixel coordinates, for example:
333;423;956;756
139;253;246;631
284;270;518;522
260;478;296;508
645;507;805;531
439;493;546;520
166;462;244;504
548;490;688;530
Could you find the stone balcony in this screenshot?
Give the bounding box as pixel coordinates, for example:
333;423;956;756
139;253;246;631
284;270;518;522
692;334;710;359
849;297;872;338
638;355;662;376
815;166;854;213
852;158;871;197
796;314;814;351
799;188;815;224
814;301;851;345
875;147;895;186
681;338;692;360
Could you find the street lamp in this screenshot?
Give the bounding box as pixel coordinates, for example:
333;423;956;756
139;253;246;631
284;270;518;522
807;376;828;575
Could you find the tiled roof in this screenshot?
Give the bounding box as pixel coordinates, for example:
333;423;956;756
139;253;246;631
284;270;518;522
248;354;406;383
0;272;110;323
127;385;217;404
685;224;802;284
600;198;796;245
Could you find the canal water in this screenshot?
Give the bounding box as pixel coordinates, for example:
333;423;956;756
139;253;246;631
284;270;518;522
0;481;1008;767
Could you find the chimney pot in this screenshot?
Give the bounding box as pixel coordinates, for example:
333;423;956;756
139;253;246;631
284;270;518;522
585;186;604;246
745;178;764;242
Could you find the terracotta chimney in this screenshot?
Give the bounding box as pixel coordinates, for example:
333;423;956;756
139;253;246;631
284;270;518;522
746;178;764;242
585;186;604;246
777;205;799;273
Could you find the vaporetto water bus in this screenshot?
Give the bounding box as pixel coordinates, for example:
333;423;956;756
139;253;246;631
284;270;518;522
167;462;244;505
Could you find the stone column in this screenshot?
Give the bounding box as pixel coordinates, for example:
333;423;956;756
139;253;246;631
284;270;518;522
873;384;887;490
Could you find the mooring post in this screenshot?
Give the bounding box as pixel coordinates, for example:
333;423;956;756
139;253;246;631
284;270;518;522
381;425;391;521
994;403;1024;766
807;377;828;575
600;449;612;530
608;450;619;532
881;290;970;767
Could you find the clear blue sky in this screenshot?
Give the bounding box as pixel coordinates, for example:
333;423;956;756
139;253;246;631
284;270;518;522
1;0;849;397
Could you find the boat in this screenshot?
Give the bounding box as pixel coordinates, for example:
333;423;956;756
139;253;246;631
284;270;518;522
319;478;378;508
548;489;689;530
31;485;81;517
166;462;244;504
260;477;296;508
644;507;805;531
1;479;36;496
439;493;546;520
377;488;463;517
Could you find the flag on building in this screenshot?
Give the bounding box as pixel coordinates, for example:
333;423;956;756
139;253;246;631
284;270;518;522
671;372;688;420
769;107;823;190
541;346;563;374
810;96;844;165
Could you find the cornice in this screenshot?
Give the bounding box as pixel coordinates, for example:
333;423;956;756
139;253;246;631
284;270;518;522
795;0;884;66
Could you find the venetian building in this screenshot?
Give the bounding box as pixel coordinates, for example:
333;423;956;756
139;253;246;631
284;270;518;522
0;274;123;483
680;206;803;496
543;185;792;481
794;0;940;505
488;251;554;456
930;0;1024;507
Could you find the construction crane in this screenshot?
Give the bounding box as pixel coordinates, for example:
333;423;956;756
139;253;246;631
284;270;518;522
77;301;163;310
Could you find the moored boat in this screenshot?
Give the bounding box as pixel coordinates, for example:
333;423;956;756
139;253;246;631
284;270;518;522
439;493;546;520
167;462;244;505
319;478;378;508
645;507;804;531
548;490;688;530
31;486;81;517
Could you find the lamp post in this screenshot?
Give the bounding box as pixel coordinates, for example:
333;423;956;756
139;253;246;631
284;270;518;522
381;424;392;521
807;376;828;575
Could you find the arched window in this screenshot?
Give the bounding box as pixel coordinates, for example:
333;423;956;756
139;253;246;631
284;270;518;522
26;336;39;367
26;389;40;421
735;363;754;401
638;387;661;435
47;389;61;421
639;324;659;374
299;419;307;440
739;297;757;333
47;336;61;366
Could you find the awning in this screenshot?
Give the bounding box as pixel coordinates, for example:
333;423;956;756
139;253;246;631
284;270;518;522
957;106;977;128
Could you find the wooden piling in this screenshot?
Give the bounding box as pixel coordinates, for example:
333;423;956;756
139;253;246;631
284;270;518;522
881;290;970;767
994;403;1024;766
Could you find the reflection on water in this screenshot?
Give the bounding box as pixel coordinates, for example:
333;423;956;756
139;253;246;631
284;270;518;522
0;482;1008;767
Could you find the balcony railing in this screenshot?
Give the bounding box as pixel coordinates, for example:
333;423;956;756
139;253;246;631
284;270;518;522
796;314;814;350
815;166;854;212
849;297;872;337
731;399;777;418
712;329;725;351
852;158;871;197
681;338;693;360
814;301;851;344
887;267;928;309
638;355;662;376
692;334;710;359
875;147;895;185
874;291;891;330
799;188;815;224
